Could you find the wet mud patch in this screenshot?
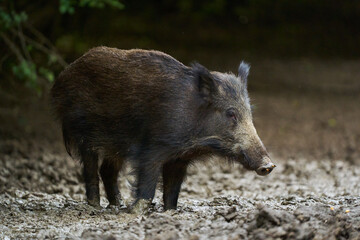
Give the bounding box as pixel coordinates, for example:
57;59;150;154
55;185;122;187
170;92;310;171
1;141;360;239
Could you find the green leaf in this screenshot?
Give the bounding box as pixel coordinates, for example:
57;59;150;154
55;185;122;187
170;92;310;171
0;8;27;30
12;11;28;24
39;67;55;83
0;9;13;29
59;0;124;14
27;44;33;52
59;0;76;14
12;61;39;92
12;61;37;82
104;0;125;10
48;54;58;65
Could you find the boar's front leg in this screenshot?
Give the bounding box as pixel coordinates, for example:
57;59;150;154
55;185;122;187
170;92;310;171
81;150;100;208
134;153;163;205
131;148;170;213
162;160;188;210
100;158;124;207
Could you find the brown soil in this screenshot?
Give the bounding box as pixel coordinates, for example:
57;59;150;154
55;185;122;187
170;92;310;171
0;59;359;239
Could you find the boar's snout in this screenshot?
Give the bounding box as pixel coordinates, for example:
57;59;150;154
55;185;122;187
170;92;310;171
252;155;276;176
255;161;276;176
242;152;276;176
241;148;276;176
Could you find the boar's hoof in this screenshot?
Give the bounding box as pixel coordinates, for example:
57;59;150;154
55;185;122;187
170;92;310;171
87;199;102;210
255;163;276;176
130;199;152;215
108;194;126;208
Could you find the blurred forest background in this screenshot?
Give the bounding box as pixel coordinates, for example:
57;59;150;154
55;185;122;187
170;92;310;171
1;0;360;160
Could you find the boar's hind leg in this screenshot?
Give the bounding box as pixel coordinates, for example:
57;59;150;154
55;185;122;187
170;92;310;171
81;149;100;208
100;158;124;207
162;160;188;210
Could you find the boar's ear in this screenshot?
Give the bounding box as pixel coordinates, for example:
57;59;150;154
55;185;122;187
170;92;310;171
238;61;250;89
192;62;218;101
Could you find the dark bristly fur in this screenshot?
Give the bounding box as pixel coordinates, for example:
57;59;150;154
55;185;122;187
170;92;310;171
51;47;273;210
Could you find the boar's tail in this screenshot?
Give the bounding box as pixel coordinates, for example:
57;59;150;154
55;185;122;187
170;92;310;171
61;117;82;159
62;125;76;157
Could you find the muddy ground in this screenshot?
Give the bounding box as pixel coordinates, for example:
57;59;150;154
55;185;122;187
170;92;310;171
0;59;360;239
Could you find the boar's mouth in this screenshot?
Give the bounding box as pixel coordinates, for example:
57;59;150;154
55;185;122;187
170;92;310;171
217;149;252;170
235;151;253;170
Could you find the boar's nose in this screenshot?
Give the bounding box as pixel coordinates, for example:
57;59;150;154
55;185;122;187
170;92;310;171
255;162;276;176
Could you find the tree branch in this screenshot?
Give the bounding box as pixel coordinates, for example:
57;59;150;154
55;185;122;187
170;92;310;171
25;35;68;68
17;23;33;62
24;22;68;67
10;27;68;68
0;33;24;63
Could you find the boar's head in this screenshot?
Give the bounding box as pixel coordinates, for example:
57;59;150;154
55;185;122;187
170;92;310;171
192;62;275;176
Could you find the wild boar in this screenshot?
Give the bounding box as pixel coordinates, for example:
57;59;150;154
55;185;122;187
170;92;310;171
51;47;275;210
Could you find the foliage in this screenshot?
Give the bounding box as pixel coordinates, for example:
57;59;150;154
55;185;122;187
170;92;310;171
0;0;124;95
59;0;124;14
0;8;27;30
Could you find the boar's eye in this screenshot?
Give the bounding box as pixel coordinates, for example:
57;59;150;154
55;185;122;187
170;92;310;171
226;108;237;123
